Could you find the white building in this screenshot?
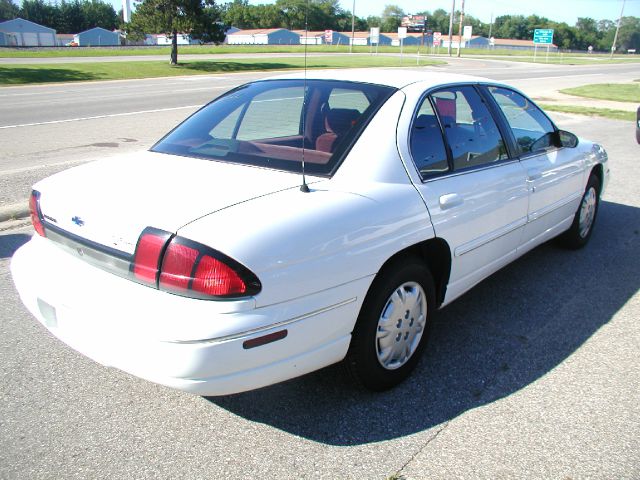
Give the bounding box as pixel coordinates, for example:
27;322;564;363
227;29;300;45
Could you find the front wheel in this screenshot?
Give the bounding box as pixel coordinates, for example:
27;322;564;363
559;173;600;249
346;257;435;391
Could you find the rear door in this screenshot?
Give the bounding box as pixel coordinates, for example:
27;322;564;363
484;86;584;252
402;84;529;303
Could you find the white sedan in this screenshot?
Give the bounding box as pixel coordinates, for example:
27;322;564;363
12;70;609;395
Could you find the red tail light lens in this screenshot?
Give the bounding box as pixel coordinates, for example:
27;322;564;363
192;254;247;296
29;191;46;237
158;242;199;291
132;228;173;286
132;228;260;299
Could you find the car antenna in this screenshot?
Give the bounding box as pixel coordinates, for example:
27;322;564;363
300;0;311;193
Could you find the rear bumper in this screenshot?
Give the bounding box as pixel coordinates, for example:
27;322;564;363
11;235;369;395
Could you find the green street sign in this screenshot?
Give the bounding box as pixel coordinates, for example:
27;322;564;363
534;28;554;45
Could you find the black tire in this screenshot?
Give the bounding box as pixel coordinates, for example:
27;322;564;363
558;173;600;250
345;256;435;391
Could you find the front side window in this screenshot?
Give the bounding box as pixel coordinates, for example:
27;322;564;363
431;86;508;171
152;80;396;176
488;86;557;155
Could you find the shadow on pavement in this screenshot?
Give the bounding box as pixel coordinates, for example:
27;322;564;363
0;67;99;86
0;233;31;259
208;200;640;446
182;61;293;73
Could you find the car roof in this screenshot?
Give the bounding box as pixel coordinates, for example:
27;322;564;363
266;68;493;90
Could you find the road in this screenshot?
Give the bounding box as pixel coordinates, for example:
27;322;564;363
1;57;639;208
0;57;639;478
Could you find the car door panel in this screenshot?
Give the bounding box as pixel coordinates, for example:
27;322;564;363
417;163;529;303
519;148;584;252
398;83;530;306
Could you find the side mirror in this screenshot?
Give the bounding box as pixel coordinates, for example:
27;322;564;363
558;130;579;148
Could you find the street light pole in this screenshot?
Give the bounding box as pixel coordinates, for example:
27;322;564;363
447;0;455;56
610;0;626;58
350;0;355;54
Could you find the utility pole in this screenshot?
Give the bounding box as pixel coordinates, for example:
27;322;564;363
610;0;626;58
447;0;455;56
457;0;465;57
488;11;493;43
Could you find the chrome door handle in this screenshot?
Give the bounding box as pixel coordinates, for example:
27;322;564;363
439;193;464;209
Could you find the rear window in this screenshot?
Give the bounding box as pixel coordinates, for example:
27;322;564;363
152;79;396;176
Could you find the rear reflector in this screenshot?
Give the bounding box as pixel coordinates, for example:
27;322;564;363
243;330;288;349
30;191;45;237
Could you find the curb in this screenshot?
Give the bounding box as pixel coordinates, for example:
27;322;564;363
0;202;29;223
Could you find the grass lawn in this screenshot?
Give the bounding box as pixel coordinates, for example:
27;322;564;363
486;55;640;65
540;104;636;122
560;83;640;103
2;44;639;64
0;55;445;86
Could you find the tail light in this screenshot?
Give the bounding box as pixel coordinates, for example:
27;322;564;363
30;191;46;237
132;227;261;299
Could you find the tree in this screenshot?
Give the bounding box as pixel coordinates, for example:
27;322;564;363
0;0;18;22
82;0;118;30
20;0;59;28
427;8;453;34
616;16;640;52
128;0;225;64
380;4;403;32
574;17;598;50
221;0;257;28
58;0;85;33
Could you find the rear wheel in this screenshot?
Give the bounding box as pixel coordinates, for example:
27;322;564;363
559;173;600;249
346;257;435;391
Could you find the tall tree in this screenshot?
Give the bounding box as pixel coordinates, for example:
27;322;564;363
380;4;403;32
128;0;225;64
20;0;59;28
82;0;118;30
0;0;19;22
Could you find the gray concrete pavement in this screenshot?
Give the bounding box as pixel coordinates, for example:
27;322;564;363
1;102;639;477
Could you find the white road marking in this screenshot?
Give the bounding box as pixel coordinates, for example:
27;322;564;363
0;104;203;129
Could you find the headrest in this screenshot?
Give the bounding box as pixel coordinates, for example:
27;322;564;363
325;108;360;135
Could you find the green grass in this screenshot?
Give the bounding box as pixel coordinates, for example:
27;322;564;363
0;55;445;86
1;44;439;58
3;43;640;62
560;83;640;103
539;104;635;122
484;54;640;65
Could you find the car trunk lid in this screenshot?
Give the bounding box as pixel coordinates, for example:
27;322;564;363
35;151;305;255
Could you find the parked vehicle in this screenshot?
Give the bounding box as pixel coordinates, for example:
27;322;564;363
12;70;609;395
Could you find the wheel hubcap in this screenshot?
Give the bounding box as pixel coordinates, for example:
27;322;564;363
578;187;597;238
375;282;427;370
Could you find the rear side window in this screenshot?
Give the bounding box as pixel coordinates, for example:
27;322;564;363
152;80;396;177
431;86;508;171
488;86;557;155
409;98;449;178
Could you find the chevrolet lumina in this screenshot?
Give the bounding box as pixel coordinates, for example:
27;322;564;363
11;70;609;395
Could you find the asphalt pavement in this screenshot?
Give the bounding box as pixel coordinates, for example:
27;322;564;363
0;58;639;479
